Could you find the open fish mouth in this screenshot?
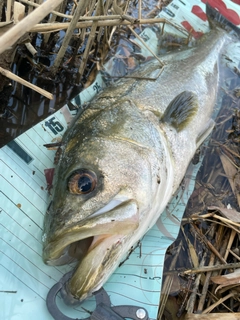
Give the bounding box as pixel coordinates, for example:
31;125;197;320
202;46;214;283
42;197;139;301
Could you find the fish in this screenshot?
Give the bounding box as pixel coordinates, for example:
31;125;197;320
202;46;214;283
42;4;240;304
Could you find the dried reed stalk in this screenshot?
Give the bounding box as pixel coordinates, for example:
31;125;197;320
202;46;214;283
0;0;65;55
185;313;240;319
18;0;73;19
6;0;12;22
186;252;207;313
51;0;90;74
158;242;182;319
77;21;98;82
30;17;168;32
196;253;216;312
183;262;240;275
0;67;53;99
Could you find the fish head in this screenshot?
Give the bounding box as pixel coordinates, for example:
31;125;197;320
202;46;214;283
42;102;158;302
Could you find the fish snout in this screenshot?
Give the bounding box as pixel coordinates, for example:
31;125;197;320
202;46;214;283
43;199;139;302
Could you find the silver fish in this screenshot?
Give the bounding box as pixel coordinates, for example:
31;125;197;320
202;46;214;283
42;4;240;303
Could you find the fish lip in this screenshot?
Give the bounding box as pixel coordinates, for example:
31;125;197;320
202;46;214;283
43;198;139;301
66;233;124;302
42;197;139;266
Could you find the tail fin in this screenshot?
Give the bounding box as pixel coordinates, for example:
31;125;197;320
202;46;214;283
206;3;240;38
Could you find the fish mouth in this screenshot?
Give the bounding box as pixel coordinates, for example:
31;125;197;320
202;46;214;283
42;197;139;302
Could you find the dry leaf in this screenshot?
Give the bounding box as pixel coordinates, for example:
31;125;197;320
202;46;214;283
211;268;240;288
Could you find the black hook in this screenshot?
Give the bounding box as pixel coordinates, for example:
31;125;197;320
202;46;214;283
46;271;149;320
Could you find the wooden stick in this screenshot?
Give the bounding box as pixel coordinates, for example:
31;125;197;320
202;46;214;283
6;0;12;22
79;14;122;21
229;249;240;262
0;67;53;99
123;0;131;15
0;0;65;55
192;223;227;264
138;0;142;32
184;262;240;275
25;42;37;56
224;229;236;261
51;0;88;73
202;291;235;314
77;0;99;81
183;213;240;229
139;0;142;20
185;313;240;319
77;21;98;82
197;253;216;312
30;17;169;32
18;0;73;19
158;241;182;319
187;252;207;313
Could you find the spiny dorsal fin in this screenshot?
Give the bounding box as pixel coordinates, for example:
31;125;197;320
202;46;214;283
206;3;240;38
162;91;198;131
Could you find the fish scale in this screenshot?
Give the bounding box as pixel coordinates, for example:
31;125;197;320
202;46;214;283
42;4;240;304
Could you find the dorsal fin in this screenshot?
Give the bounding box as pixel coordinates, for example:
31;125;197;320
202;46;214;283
162;91;198;131
206;3;240;38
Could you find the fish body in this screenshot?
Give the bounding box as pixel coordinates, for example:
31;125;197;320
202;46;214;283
42;5;240;303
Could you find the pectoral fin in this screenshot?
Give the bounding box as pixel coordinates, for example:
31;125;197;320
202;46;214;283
162;91;198;131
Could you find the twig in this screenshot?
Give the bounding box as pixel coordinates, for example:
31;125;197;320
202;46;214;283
138;0;142;31
185;313;240;319
0;67;53;99
184;262;240;275
177;274;195;317
25;42;37;56
158;241;182;319
181;225;199;268
77;21;98;82
43;2;62;44
196;253;215;312
183;214;240;229
77;0;99;81
18;0;73;19
30;17;168;32
202;291;235;314
207;291;234;313
51;0;89;74
187;252;207;313
224;229;236;261
6;0;12;22
229;249;240;262
139;0;142;19
192;223;227;264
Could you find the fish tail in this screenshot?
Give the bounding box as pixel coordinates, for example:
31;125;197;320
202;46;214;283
206;3;240;38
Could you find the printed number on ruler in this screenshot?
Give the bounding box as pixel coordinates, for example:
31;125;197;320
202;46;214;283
140;31;150;41
45;117;64;135
93;82;101;93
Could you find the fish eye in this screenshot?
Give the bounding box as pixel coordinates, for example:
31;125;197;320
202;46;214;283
68;169;97;194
